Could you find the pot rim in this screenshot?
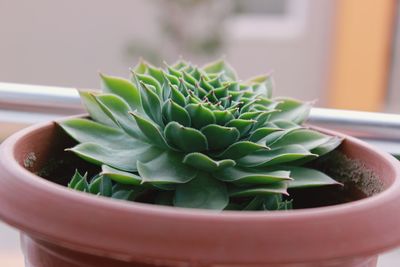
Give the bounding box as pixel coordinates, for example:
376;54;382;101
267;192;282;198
1;117;400;264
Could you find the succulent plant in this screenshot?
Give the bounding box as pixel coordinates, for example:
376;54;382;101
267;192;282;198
59;59;343;211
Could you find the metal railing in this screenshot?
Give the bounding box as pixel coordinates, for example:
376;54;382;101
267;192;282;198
1;82;400;156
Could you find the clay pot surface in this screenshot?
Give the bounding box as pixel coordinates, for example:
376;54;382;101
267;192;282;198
1;119;400;267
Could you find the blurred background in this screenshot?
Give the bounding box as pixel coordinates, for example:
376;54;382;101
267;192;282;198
0;0;399;266
0;0;398;111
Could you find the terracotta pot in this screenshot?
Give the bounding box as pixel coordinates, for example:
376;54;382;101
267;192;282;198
1;119;400;267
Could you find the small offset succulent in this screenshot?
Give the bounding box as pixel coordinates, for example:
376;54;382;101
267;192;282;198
60;59;343;211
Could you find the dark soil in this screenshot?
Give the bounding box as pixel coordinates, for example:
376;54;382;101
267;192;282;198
32;127;100;186
289;151;383;209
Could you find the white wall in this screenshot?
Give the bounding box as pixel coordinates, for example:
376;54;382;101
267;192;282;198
0;0;335;106
0;0;158;88
226;0;335;103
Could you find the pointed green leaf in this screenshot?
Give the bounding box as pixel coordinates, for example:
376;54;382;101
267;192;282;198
174;174;229;210
202;59;237;81
249;127;282;142
172;59;187;69
185;104;216;129
228;83;241;93
164;121;208;152
101;165;142;185
213;85;229;99
183;152;235;172
182;65;194;74
189;67;203;81
137;152;197;184
269;98;312;124
133;59;148;74
242;196;265;211
212;110;233;126
204;89;218;102
225;119;255;137
250;111;274;131
161;79;172;101
270;129;331;150
139;82;164;126
100;73;141;111
229;182;288;197
93;94;144;139
214;167;291;185
112;184;146;200
272;120;301;129
164;72;180;86
74;176;90;192
112;183;135;194
199;76;214;91
238;111;265;120
263;128;298;145
170;84;187;106
263;194;292;210
135;73;162;96
167;65;183;78
162;99;191;127
67;142;161;172
226;101;241;113
58;118;136;149
182;71;197;86
239;99;261;114
246;74;274;98
237;144;317;167
112;190;134;200
98;175;112;197
88;175;102;194
187;94;202;105
130;112;169;149
147;66;164;84
239;84;253;93
285;167;342;188
68;170;86;189
194;83;207;98
79;90;115;126
252;104;269;112
312;136;343;156
178;78;190;96
207;74;223;88
215;141;269;159
200;124;239;150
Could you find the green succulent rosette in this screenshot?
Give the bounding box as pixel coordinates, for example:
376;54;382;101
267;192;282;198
60;59;343;211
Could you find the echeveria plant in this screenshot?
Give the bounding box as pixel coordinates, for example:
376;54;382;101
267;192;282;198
60;59;343;211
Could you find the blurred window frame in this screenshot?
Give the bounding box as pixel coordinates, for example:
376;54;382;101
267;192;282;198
226;0;309;40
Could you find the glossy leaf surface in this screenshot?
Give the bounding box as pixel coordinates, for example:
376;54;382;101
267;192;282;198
174;174;229;210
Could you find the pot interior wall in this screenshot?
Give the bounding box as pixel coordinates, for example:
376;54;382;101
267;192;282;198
290;150;384;209
16;122;99;186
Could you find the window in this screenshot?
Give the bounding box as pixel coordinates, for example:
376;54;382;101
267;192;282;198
227;0;309;39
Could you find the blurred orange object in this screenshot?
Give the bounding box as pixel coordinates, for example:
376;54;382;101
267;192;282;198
328;0;396;111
